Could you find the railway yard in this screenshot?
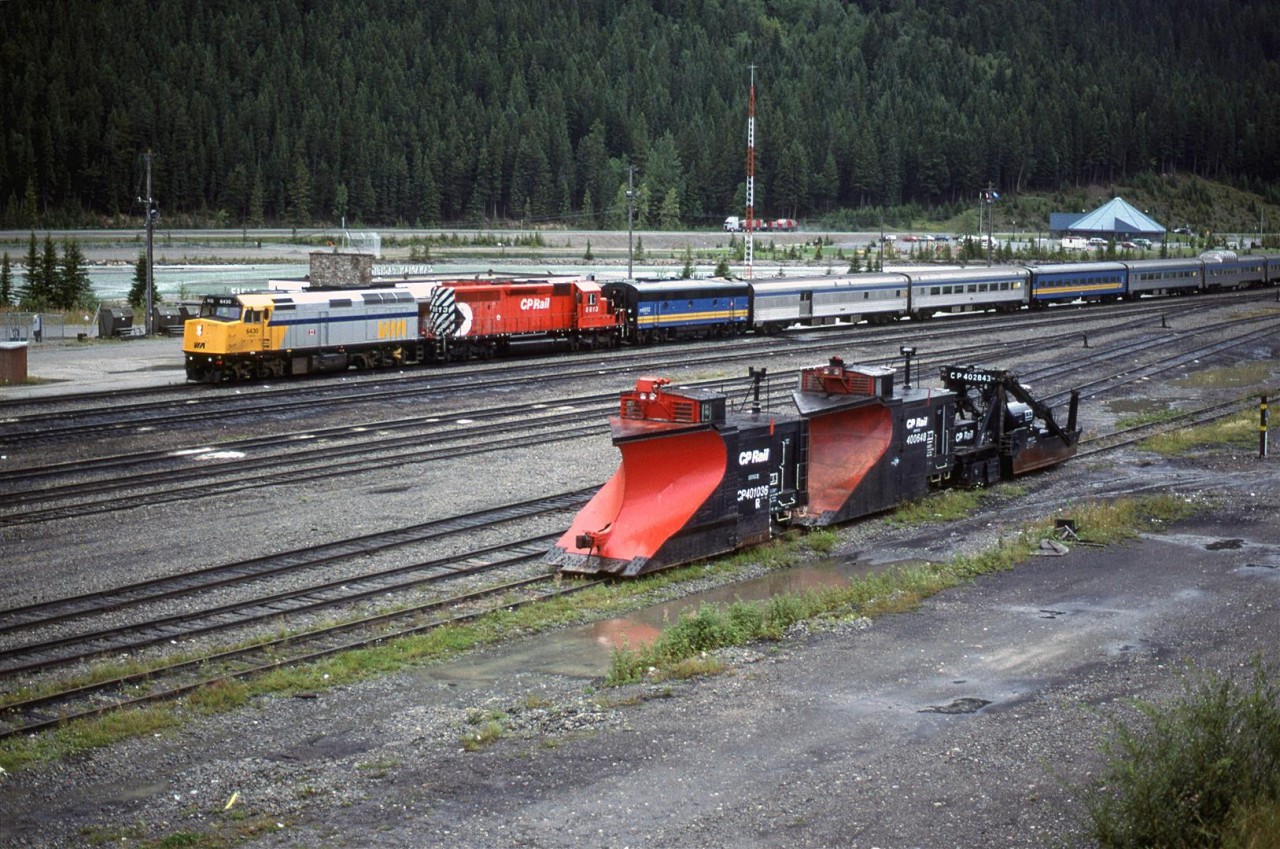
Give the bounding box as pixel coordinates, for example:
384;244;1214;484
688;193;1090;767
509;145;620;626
1;290;1279;847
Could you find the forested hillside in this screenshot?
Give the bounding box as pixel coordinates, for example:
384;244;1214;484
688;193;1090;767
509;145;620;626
2;0;1277;229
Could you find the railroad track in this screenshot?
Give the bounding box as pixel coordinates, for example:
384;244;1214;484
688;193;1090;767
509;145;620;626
1038;316;1280;407
0;319;1133;525
0;490;600;739
0;292;1271;739
2;383;1272;739
2;290;1253;449
1;385;1263;740
0;569;603;741
1077;395;1271;457
1;307;1267;527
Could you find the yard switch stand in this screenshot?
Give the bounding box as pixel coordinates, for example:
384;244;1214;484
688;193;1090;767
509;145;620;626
1262;395;1270;459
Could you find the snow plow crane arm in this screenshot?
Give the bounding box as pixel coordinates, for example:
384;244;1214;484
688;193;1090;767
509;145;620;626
940;365;1080;486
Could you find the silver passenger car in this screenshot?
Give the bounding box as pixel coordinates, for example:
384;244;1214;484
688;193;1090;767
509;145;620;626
1123;259;1202;297
748;272;911;332
903;267;1029;318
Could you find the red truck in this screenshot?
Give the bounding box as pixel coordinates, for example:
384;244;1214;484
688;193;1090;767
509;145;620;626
722;216;797;232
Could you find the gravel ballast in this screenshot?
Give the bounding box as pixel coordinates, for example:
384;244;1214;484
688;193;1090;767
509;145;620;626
2;318;1278;848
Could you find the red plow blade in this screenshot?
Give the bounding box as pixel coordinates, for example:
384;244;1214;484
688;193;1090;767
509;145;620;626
802;405;893;524
549;426;728;577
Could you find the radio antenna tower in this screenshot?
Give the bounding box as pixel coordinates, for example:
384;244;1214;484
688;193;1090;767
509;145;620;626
744;65;756;278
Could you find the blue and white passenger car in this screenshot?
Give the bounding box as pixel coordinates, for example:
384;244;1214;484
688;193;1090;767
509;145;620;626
1029;261;1127;304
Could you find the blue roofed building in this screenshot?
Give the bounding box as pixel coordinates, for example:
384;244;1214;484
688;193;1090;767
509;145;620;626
1049;197;1166;240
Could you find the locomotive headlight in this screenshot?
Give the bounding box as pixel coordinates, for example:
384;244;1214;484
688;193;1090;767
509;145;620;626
196;325;203;336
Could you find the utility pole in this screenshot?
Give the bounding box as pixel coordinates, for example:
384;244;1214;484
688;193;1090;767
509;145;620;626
745;64;756;279
141;152;157;335
626;165;635;279
984;181;998;267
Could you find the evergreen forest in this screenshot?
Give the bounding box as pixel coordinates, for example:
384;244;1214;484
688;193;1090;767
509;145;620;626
2;0;1278;230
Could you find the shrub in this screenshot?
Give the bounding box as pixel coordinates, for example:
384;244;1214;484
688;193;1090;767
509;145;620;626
1085;659;1280;848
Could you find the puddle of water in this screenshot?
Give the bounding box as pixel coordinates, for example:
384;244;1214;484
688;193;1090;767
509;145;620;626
92;779;169;803
418;557;921;687
920;697;991;714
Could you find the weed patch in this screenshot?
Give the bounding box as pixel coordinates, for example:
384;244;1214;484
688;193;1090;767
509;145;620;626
1141;409;1263;456
1084;658;1280;849
890;488;985;526
0;494;1198;774
606;495;1196;685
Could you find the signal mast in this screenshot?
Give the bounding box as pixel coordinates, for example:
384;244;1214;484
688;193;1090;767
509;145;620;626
745;65;756;278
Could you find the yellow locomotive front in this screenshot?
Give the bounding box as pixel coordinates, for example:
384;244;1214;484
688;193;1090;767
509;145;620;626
183;294;280;382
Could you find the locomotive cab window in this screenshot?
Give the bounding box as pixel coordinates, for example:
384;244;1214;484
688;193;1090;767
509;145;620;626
200;298;242;321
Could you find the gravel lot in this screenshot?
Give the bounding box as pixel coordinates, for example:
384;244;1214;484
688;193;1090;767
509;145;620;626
1;313;1278;848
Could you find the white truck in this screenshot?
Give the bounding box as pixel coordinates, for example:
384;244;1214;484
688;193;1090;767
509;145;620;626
722;216;770;232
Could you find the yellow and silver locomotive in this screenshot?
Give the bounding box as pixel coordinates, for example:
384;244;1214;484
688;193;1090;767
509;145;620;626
183;284;435;382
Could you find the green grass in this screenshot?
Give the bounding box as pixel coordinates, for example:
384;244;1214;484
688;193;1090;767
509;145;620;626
889;488;985;526
461;717;507;752
0;493;1196;774
605;494;1196;686
0;540;836;773
1141;410;1264;456
1115;409;1183;429
1084;658;1280;849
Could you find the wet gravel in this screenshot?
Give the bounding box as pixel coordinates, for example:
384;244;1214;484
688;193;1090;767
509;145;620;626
1;313;1278;848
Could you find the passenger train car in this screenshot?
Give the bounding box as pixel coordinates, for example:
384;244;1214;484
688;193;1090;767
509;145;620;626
602;279;752;343
904;266;1028;317
747;272;910;332
183;252;1280;382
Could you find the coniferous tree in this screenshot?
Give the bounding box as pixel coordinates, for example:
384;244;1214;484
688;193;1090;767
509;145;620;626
289;158;312;225
332;182;349;224
21;233;40;306
0;1;1278;225
21;178;37;228
248;170;265;227
57;238;93;309
38;235;59;308
658;188;681;230
0;252;11;307
127;253;148;310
